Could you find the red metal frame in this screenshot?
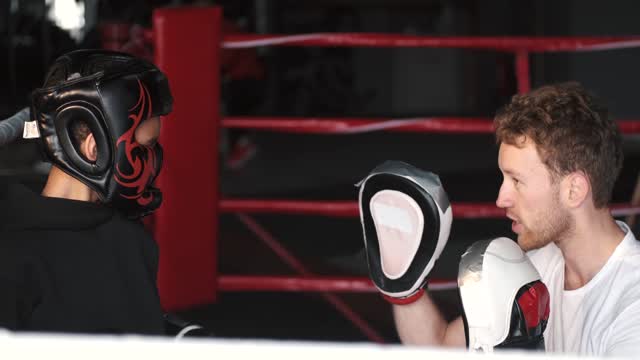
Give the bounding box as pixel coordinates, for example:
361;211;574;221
515;51;531;94
153;7;221;311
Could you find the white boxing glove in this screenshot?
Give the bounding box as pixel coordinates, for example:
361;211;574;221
458;237;550;352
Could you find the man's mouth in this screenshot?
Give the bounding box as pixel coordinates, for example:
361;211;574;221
507;214;523;234
512;220;524;234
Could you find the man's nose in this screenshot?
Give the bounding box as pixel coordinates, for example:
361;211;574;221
495;183;512;209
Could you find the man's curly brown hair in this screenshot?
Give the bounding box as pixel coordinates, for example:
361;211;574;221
494;82;623;208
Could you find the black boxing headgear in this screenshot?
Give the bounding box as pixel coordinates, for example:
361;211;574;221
31;49;173;218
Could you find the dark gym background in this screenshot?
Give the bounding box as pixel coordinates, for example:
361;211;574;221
2;0;640;343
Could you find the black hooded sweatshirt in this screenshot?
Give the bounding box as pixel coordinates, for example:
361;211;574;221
0;183;164;335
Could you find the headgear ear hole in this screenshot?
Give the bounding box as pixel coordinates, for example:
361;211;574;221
55;103;111;176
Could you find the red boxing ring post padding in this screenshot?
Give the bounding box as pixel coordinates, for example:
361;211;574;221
151;6;640;342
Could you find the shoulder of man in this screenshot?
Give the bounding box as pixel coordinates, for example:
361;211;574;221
604;298;640;356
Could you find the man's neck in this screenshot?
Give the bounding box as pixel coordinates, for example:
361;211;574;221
556;209;625;290
42;166;98;202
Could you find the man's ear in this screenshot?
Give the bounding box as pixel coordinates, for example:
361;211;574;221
80;133;98;162
562;171;590;208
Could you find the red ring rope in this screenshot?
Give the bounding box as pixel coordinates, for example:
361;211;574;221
221;200;640;218
223;116;640;135
223;34;640;52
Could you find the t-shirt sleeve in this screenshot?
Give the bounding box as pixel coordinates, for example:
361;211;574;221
605;300;640;356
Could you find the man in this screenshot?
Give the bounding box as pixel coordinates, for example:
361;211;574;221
369;82;640;355
0;49;172;334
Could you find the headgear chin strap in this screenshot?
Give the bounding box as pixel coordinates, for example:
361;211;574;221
458;237;550;353
31;49;173;218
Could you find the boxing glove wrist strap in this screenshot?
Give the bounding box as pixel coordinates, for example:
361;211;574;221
382;288;425;305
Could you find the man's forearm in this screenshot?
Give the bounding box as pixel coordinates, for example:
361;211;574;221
393;293;465;347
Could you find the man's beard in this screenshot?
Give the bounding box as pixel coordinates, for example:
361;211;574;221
518;201;574;252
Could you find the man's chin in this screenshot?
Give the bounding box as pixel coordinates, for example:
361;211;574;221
516;234;535;252
518;243;534;252
517;234;549;252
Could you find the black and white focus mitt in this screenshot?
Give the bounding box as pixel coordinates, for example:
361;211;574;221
358;161;452;305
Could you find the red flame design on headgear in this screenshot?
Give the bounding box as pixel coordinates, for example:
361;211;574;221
114;79;157;206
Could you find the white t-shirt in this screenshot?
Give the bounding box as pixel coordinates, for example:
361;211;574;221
527;221;640;356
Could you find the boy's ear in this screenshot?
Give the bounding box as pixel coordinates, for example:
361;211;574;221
81;133;98;162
